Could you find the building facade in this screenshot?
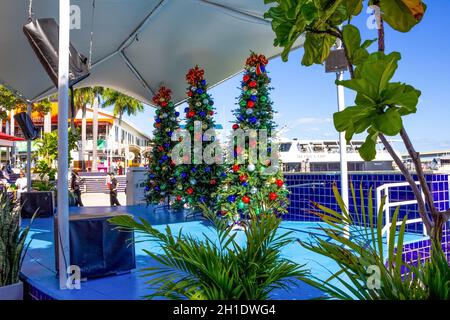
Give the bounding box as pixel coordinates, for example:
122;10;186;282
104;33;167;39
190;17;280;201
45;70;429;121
6;103;151;173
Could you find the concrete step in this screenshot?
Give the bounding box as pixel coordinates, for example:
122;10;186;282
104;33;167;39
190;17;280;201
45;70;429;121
79;175;127;193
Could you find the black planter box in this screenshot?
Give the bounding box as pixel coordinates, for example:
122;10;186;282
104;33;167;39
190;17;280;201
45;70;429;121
20;191;55;218
54;212;136;279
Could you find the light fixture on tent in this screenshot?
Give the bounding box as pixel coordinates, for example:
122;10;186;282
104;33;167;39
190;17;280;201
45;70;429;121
20;0;95;138
23;18;90;88
14;112;39;140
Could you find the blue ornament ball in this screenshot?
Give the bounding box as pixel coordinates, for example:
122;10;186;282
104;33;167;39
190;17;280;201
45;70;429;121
227;195;236;203
175;111;180;117
201;79;206;86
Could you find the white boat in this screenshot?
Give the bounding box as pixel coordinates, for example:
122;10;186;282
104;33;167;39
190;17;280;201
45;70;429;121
278;138;397;173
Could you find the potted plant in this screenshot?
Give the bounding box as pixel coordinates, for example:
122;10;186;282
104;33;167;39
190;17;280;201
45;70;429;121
21;130;78;218
0;190;33;300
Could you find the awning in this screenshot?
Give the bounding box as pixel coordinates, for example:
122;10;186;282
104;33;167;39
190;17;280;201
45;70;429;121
0;0;304;107
0;132;26;142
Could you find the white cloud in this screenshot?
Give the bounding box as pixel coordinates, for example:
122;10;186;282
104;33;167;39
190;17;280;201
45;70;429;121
293;116;332;125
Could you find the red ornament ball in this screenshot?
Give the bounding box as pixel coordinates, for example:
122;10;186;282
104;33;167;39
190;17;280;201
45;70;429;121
276;179;284;187
187;110;195;118
242;196;250;204
232;164;240;172
176;195;182;201
158;146;164;152
243;75;250;82
249;81;257;88
239;174;247;182
247;100;255;108
186;187;194;195
232;124;239;130
269;192;278;201
210;179;217;185
187;91;193;97
161;101;167;107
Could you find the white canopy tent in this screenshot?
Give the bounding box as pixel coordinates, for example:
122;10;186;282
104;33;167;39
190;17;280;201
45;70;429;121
0;0;305;106
0;0;307;290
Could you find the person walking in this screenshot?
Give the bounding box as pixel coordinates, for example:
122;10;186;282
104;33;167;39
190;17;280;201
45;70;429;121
70;171;84;207
14;170;27;201
108;172;121;206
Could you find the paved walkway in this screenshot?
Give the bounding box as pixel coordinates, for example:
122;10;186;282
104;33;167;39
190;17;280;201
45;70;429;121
80;192;127;207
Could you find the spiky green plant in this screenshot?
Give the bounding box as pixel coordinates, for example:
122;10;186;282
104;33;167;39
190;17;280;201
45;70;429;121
299;183;449;300
0;191;33;286
110;206;307;300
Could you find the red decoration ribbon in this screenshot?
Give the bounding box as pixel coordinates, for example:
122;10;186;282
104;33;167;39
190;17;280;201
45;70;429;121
246;53;268;68
186;65;205;86
152;86;172;106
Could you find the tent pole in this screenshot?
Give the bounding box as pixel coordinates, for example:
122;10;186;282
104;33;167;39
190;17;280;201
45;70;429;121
57;0;71;290
26;102;32;191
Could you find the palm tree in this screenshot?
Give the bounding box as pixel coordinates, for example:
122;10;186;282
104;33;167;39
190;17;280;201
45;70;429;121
102;89;144;173
102;88;144;122
91;86;104;172
73;88;95;172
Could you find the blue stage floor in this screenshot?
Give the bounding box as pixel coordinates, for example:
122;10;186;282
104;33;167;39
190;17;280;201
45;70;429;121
20;205;426;300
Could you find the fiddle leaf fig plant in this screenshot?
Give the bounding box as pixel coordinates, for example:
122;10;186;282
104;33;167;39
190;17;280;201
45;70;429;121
264;0;450;246
333;51;421;160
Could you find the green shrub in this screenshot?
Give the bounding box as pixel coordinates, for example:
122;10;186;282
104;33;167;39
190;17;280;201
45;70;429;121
299;183;449;300
110;207;307;300
0;191;33;286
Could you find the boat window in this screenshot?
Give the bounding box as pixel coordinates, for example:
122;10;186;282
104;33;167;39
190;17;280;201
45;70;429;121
279;143;291;152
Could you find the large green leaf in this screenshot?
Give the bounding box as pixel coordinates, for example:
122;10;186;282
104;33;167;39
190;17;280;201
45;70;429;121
373;107;403;136
381;83;421;115
302;32;336;66
342;24;376;67
265;0;364;62
379;0;426;32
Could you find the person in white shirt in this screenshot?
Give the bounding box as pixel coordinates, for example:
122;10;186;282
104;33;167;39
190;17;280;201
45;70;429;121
15;171;28;200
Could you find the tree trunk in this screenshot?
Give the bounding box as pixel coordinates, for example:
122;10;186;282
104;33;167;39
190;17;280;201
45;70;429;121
92;96;99;172
44;111;52;133
81;104;87;172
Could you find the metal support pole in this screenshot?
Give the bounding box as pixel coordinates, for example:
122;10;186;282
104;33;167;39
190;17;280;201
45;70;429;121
337;70;350;238
92;96;99;172
57;0;71;290
26;102;32;191
10;109;15;165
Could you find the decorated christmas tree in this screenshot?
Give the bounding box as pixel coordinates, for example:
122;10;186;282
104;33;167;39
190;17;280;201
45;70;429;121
172;66;223;209
146;86;181;206
216;52;289;222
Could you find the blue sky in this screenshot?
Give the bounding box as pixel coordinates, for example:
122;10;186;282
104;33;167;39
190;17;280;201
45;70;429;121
109;1;450;154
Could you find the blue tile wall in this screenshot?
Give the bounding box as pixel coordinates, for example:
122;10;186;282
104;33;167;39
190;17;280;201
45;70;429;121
283;172;450;234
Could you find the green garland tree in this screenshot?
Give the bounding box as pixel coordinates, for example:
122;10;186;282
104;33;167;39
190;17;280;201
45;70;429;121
216;52;289;223
172;66;223;209
146;86;181;206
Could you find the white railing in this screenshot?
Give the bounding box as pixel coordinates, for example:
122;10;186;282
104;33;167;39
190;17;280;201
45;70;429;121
376;181;427;244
